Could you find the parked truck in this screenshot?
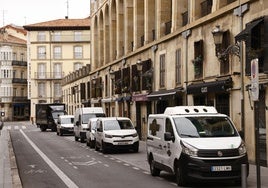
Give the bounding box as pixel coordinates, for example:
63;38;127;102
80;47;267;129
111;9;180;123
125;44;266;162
35;103;67;132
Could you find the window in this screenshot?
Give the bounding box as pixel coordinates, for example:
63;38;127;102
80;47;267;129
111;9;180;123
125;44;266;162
37;46;46;59
74;31;82;41
38;82;46;97
194;40;204;79
201;0;212;17
74;46;83;59
13;88;17;96
74;62;83;71
37;63;46;79
13;53;17;61
13;70;16;78
53;32;61;41
21;88;24;97
53;63;62;78
160;54;166;88
20;53;25;61
54;82;62;97
37;31;46;41
53;46;62;59
21;71;24;79
175;49;181;85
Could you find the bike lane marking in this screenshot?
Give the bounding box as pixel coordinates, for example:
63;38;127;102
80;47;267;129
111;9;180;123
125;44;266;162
20;129;79;188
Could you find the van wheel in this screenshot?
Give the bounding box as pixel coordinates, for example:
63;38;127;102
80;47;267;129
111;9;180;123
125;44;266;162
75;136;79;141
102;141;108;154
89;139;94;148
80;137;85;143
95;143;99;151
175;164;187;186
149;158;160;176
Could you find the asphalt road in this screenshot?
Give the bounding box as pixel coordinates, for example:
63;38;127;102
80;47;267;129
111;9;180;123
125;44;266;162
10;123;177;188
5;121;268;188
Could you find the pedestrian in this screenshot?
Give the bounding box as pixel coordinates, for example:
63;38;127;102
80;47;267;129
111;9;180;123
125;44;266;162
0;120;3;135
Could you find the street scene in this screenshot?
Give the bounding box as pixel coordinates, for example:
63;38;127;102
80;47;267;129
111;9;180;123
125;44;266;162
1;0;268;187
0;121;268;188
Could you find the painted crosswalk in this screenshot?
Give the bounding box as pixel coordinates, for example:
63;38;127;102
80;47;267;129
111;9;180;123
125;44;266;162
3;125;27;130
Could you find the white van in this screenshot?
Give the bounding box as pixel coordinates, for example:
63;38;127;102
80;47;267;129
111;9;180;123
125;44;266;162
95;117;139;153
74;107;105;143
57;115;74;136
146;106;248;186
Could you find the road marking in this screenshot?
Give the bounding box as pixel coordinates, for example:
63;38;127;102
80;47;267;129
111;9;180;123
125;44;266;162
22;126;26;129
15;126;19;129
19;129;79;188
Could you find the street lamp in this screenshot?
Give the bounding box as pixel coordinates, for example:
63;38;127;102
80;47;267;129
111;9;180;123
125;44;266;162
211;25;240;61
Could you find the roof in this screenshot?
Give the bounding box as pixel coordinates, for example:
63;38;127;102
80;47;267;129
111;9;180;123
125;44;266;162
2;24;27;35
0;34;26;44
23;18;91;31
164;106;218;115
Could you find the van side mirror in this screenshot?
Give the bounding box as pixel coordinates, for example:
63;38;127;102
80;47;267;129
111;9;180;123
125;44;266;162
164;132;175;142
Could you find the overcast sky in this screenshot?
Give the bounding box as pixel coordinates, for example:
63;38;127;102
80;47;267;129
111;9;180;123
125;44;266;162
1;0;90;27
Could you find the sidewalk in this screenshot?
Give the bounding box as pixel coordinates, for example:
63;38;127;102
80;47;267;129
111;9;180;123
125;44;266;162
0;128;22;188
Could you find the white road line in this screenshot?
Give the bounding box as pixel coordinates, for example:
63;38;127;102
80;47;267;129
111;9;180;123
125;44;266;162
22;126;26;129
19;129;79;188
14;126;19;129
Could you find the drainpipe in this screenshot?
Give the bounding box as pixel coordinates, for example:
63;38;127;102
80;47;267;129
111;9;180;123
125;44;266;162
182;30;191;105
233;3;248;133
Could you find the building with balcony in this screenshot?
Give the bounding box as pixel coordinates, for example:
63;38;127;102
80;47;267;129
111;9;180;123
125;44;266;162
61;0;268;166
0;24;30;121
23;17;91;122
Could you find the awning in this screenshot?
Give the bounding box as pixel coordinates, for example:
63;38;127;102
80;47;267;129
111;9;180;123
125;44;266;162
187;78;232;95
91;98;101;104
132;94;148;102
115;96;131;102
235;18;263;41
147;87;183;101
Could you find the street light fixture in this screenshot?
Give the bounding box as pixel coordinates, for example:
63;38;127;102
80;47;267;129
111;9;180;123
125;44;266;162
136;59;143;72
212;25;240;61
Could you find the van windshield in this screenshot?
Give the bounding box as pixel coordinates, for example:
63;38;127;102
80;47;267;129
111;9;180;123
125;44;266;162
104;120;134;130
61;117;74;124
173;116;238;138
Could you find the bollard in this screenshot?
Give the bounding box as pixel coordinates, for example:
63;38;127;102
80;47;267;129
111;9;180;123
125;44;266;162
241;164;247;188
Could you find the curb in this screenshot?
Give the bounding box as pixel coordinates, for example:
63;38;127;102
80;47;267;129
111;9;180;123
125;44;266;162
7;132;22;188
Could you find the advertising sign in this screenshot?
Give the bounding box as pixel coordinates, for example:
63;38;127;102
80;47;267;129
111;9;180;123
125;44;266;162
251;59;259;101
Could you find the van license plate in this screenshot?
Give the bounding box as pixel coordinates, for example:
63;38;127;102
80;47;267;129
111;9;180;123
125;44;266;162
117;142;130;145
211;166;232;172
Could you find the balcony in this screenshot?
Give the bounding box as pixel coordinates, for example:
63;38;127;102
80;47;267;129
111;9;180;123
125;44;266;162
12;60;27;66
51;34;91;42
34;72;65;80
12;78;27;84
12;96;29;102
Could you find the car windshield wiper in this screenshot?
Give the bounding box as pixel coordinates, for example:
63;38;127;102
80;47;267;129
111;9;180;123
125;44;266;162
180;133;199;138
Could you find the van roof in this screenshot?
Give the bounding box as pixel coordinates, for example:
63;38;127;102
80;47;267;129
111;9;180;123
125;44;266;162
77;107;104;114
164;106;218;115
59;115;74;118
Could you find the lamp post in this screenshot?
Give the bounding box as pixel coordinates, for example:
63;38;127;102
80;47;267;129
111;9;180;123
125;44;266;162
110;70;115;96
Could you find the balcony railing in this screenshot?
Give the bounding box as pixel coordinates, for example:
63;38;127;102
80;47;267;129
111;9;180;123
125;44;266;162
12;78;27;84
34;72;65;80
51;34;91;42
12;60;27;66
12;96;28;102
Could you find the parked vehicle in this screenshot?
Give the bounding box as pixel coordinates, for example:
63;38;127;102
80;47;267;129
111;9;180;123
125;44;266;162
95;117;139;153
86;117;98;148
57;115;74;136
146;106;248;186
74;107;105;143
35;103;67;132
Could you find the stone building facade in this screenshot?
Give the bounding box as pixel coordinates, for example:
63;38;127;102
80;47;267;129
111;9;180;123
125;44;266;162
23;18;91;122
62;0;268;165
0;25;30;121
